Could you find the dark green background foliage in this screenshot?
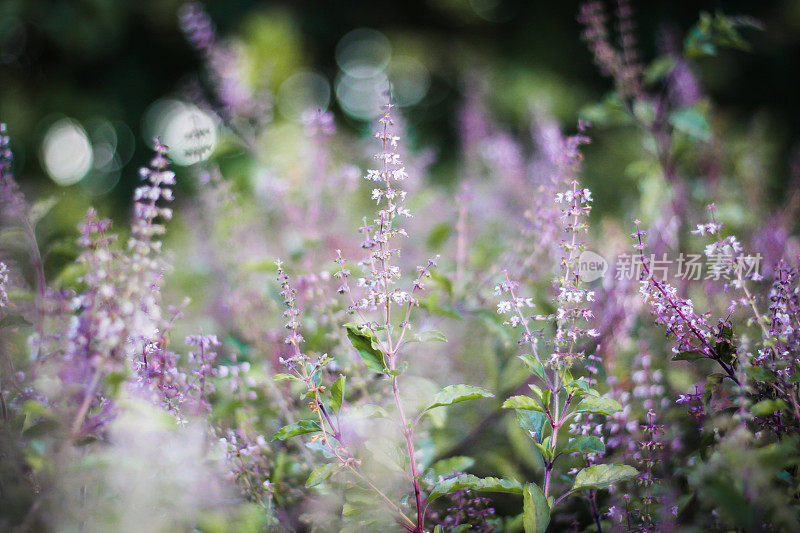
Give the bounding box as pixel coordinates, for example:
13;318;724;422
1;0;799;207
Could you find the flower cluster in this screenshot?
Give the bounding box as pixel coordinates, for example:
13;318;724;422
676;384;705;421
276;260;307;368
178;2;259;122
633;221;715;356
638;409;665;530
437;483;498;532
768;261;800;362
126;139;175;335
186;334;221;414
0;261;8;307
553;181;598;366
335;105;436;333
578;0;642;98
0;123;25;218
64;210;126;372
219;429;274;508
495;272;541;355
697;204;763;286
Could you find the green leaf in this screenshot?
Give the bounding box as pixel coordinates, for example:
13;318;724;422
343;323;386;373
518;354;546;381
684;11;762;58
672;350;706;361
574;396;622;416
306;463;340;488
330;375;346;411
560;435;605;456
273;373;296;381
572;464;638;491
22;399;55;419
502;395;544;412
428;474;523;505
579;92;630;127
411;330;448;343
533;440;554;462
751;399;787;416
643;55;677;85
0;315;31;329
104;370;129;397
523;482;550;533
516;410;547;442
703;373;726;404
423;384;494;412
565;379;596;399
426;456;475;481
528;384;545;402
271;420;321;442
714;340;737;366
669;109;711;142
420;293;463;320
427;222;452;250
28;197;58;226
746;366;776;383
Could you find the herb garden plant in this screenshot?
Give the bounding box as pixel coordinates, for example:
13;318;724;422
1;1;799;532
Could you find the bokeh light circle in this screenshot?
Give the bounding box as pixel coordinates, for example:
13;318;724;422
335;28;391;79
277;70;331;122
40;118;93;186
335;72;391;121
388;56;430;107
142;99;217;166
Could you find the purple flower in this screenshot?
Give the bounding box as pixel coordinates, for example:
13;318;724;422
0;261;8;307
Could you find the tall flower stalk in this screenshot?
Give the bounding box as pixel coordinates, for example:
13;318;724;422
272;105;490;532
0;124;47;360
498;130;637;531
334;105;439;531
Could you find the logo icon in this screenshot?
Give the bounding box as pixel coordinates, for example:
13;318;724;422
577;250;608;282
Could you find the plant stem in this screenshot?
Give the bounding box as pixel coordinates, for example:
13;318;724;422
68;369;102;444
391;370;424;531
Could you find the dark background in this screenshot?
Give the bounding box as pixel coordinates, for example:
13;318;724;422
1;0;798;207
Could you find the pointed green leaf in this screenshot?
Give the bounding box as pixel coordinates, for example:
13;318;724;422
566;378;592;396
572;464;638;491
423;384;494;412
533;440;553;462
271;420;321;442
29;197;58;226
560;435;605;456
519;354;546;381
306;463;341;488
574;396;621;416
523;482;550;533
330;375;346;411
516;410;547;442
428;474;523;505
344;323;386;373
503;395;545;412
672;350;706;361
